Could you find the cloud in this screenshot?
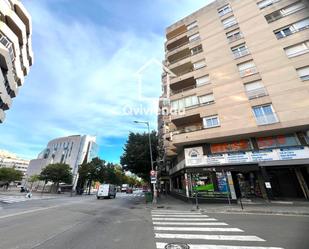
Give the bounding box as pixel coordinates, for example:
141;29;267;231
0;0;214;161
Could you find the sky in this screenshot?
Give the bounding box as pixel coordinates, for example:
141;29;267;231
0;0;213;163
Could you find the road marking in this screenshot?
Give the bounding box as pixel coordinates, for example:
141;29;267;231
155;233;265;241
152;218;217;221
152;210;195;213
153;222;228;226
156;242;284;249
0;205;61;219
154;227;243;232
151;212;199;215
152;214;209;217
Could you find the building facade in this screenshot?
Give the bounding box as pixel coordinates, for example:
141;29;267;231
27;135;98;190
158;0;309;202
0;0;34;122
0;149;29;178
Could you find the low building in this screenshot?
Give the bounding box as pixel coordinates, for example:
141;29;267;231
0;149;29;178
27;135;98;190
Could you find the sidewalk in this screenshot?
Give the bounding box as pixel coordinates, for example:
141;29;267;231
154;194;309;216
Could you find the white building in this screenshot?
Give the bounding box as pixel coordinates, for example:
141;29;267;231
0;149;29;177
27;135;98;189
0;0;34;122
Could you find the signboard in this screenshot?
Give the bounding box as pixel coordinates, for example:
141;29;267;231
226;152;250;163
206;154;226;165
251;150;279;162
278;147;309;160
265;182;271;189
151;176;157;184
185;147;203;166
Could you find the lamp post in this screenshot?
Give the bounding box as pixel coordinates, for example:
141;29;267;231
134;120;157;204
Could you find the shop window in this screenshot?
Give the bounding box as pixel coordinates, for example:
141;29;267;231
210;140;251;153
257;134;299;149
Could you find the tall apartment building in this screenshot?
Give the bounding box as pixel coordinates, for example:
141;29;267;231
27;135;98;190
158;0;309;202
0;149;29;178
0;0;33;122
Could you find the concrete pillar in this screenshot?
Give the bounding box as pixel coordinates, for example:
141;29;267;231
226;171;237;200
295;168;309;200
184;173;189;197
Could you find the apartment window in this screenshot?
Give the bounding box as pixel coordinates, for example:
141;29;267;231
218;5;232;17
199;93;214;105
191;45;203;55
284;41;309;58
257;0;280;9
238;60;258;77
203;115;220;128
171;95;198;111
189;33;200;42
231;43;250;58
193;59;206;70
187;21;198;30
0;33;14;61
265;2;306;23
244;80;267;99
226;29;243;43
252;104;278;125
257;135;299;149
196;75;210;86
275;18;309;39
185;95;199;108
222;16;237;29
297;66;309;81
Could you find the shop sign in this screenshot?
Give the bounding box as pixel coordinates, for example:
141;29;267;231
206;154;226;165
185;146;204;166
251;150;279;162
278;147;309;160
226;152;250;163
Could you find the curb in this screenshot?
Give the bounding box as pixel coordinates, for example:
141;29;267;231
200;208;309;216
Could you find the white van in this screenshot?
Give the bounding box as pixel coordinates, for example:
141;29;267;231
96;184;116;199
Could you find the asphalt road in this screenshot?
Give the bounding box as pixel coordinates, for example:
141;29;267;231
0;192;308;249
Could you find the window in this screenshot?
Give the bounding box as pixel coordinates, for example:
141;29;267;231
187;21;198;30
237;60;258;77
218;5;232;17
265;2;305;23
274;18;309;39
226;29;243;42
189;33;200;42
203;115;220;128
0;33;14;61
296;66;309;81
257;0;280;9
211;140;251;153
231;43;249;58
244;80;267;99
222;16;237;29
171;95;198;111
257;135;299;149
252;104;278;125
196;75;210;86
191;45;203;55
199;93;214;105
284;41;309;58
193;59;206;70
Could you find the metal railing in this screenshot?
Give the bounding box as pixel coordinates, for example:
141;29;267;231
233;49;250;59
239;66;258;77
167;41;189;53
246;87;268;99
169;54;191;65
170;85;196;95
172;125;203;135
255;114;279;125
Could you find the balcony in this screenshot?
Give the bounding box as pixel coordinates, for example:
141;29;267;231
246;87;268;99
172;124;203;135
171;61;193;77
233;49;250;59
171;85;196;96
239;67;258;77
166;36;189;52
168;48;191;65
254;114;279;125
0;33;15;62
166;24;187;41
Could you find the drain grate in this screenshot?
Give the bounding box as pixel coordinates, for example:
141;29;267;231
164;243;190;249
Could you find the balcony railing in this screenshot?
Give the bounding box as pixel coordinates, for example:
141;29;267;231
227;33;243;43
170;85;196;95
172;125;203;135
246;87;268;99
233;49;250;59
169;54;191;65
0;34;15;62
239;66;258;77
167;41;189;53
255;114;279;125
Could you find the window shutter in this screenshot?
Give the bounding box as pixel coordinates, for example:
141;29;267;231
281;2;305;15
245;81;263;91
297;66;309;77
199;94;214;104
238;61;255;71
293;18;309;30
196;75;210;85
284;43;306;57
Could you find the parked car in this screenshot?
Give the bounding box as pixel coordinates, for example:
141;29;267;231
121;184;128;192
96;184;116;199
126;187;133;194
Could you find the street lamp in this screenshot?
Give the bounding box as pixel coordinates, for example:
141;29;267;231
133;120;157;204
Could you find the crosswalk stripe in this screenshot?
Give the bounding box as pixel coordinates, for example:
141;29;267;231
156;242;284;249
154;227;243;232
151;212;198;215
155;233;265;241
153;222;228;226
152;218;217;221
152;214;209;217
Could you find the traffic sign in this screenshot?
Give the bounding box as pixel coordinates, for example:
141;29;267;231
150;170;157;177
151;176;157;184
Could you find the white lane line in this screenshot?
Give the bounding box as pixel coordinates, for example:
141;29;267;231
152;211;195;214
154;227;243;232
156;243;283;249
152;214;209;217
152;218;217;221
155;233;265;241
151;212;199;215
153;222;228;226
0;205;61;219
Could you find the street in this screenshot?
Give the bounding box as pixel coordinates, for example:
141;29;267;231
0;192;308;249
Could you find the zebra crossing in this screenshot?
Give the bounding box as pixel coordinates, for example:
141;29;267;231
151;209;284;249
0;195;50;204
116;192;144;199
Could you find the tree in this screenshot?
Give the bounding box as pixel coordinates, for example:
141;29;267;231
120;131;158;181
28;174;40;190
39;163;72;192
0;167;23;183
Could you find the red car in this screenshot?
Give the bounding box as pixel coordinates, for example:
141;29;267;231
126;187;133;194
